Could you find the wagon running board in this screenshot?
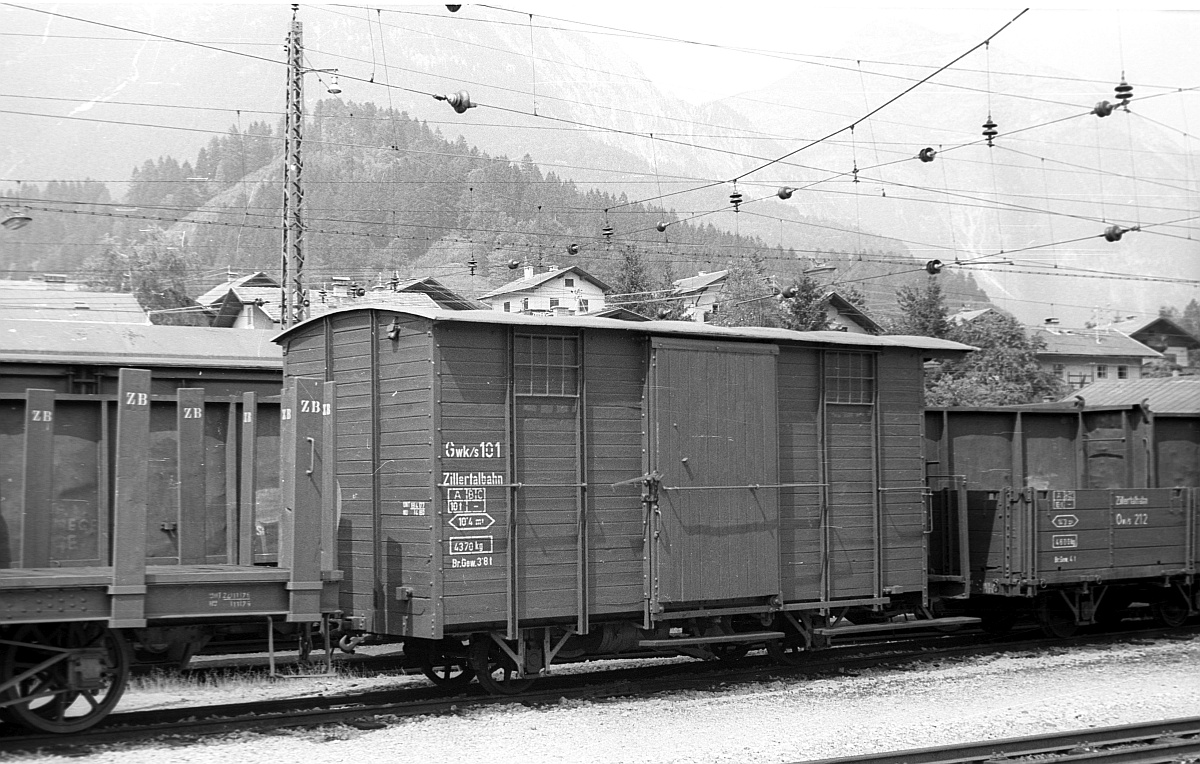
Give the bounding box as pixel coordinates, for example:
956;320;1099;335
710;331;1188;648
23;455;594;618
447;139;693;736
638;630;786;649
814;616;979;636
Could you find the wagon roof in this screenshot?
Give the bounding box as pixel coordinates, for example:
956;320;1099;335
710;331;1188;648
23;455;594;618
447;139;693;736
274;307;975;353
1065;377;1200;415
0;319;282;368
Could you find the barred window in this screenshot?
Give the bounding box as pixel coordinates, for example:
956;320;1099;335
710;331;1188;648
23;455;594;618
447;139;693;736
514;334;579;396
824;351;875;404
1096;364;1108;379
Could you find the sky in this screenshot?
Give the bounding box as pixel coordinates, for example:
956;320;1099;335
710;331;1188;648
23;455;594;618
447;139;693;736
2;2;1197;324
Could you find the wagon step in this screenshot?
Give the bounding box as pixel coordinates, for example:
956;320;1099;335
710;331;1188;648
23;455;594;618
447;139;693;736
814;616;979;636
638;630;786;648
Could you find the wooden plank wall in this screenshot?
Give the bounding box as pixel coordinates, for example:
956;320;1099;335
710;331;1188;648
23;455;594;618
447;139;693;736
776;347;823;601
436;323;509;629
292;312;375;630
582;331;646;616
876;350;927;594
377;316;438;636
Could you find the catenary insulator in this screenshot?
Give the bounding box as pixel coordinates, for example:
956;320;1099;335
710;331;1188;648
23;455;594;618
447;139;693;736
918;147;937;163
982;117;997;147
1114;80;1133;107
601;224;613;239
776;187;794;200
508;259;521;269
566;243;580;255
436;90;475;114
729;191;742;211
1092;100;1114;118
1104;225;1124;242
656;221;668;232
925;259;944;275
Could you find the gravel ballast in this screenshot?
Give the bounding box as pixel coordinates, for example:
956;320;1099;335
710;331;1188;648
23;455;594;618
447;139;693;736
5;638;1200;763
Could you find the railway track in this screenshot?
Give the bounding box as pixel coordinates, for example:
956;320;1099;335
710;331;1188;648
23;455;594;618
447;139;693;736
801;716;1200;764
2;624;1194;756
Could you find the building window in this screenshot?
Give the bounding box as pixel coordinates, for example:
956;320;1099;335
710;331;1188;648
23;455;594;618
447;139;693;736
1117;365;1128;379
1096;365;1108;379
503;302;511;312
1052;364;1065;379
824;351;875;405
564;278;574;287
579;299;589;313
522;298;529;311
549;298;559;308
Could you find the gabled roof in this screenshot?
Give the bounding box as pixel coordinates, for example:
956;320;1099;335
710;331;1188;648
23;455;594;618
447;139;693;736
477;266;612;300
309;290;441;317
196;272;283;321
583;306;651;321
1064;377;1200;415
197;273;484;324
673;270;728;296
949;307;999;324
392;276;487;310
1033;327;1161;359
0;287;146;323
825;291;883;334
0;319;281;368
1119;316;1200;350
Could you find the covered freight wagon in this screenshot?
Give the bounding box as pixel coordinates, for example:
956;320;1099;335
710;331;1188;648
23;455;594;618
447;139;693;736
276;307;972;691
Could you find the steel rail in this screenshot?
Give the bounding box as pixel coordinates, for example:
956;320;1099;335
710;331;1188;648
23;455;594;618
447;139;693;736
795;717;1200;764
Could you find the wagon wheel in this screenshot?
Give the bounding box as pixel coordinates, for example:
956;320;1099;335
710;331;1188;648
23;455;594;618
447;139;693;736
469;635;536;695
418;639;475;688
1037;595;1079;639
1;622;130;734
766;638;807;666
1153;591;1191;628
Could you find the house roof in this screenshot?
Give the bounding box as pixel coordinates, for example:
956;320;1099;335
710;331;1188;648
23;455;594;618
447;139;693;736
197;273;484;323
279;306;977;355
583;306;652;321
0;319;281;368
673;270;728;296
196;272;283;321
1118;316;1200;350
477;266;612;300
1063;377;1200;415
949;308;998;324
1033;327;1161;359
825;291;884;334
0;288;147;324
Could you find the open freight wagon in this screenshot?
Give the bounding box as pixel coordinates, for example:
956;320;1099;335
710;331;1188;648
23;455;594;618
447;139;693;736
925;404;1198;636
277;307;974;692
0;370;341;733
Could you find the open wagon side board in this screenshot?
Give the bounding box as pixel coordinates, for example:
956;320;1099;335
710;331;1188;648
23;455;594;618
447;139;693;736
276;308;972;644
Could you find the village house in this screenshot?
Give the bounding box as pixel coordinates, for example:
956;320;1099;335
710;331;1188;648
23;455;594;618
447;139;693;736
477;265;610;315
1032;324;1161;389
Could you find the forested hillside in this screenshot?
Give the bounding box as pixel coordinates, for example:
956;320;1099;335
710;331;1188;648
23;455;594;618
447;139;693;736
3;99;991;321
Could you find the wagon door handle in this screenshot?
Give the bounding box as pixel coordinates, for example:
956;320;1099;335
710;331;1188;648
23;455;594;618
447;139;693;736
306;437;315;475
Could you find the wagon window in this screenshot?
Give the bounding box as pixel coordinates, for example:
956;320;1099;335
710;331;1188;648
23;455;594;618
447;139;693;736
823;351;875;404
514;333;579;397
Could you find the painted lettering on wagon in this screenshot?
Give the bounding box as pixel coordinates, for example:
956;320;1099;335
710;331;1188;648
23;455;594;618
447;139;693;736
1114;512;1150;527
208;591;252;608
443;441;502;459
1114;494;1149;506
441;472;504;486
